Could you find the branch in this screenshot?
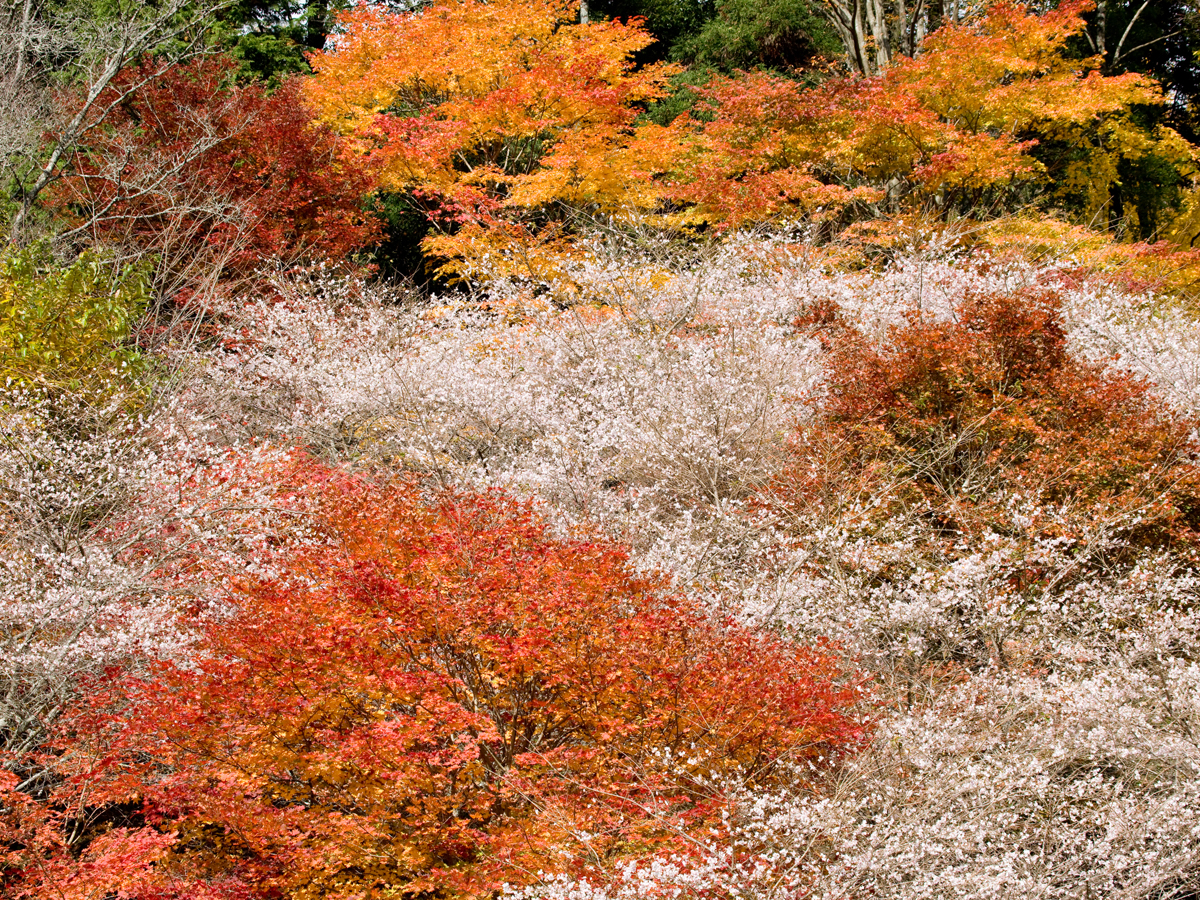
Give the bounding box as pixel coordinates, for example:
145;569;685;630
8;0;236;242
1111;0;1151;64
1115;31;1181;66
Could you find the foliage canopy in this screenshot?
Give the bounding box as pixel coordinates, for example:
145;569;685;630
1;458;866;898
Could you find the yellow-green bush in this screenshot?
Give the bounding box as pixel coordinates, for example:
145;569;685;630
0;249;149;395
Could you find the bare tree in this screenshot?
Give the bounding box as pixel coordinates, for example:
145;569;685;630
0;1;54;226
1;0;234;245
818;0;983;74
1082;0;1190;74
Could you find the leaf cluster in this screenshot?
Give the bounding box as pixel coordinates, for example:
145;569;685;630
658;1;1189;231
0;247;148;396
672;0;841;73
305;0;678;277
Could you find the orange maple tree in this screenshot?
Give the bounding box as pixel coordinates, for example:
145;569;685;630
305;0;677;278
305;0;1192;262
2;458;867;899
648;1;1189;229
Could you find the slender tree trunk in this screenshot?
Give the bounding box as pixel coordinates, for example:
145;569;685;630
868;0;894;72
895;0;908;55
11;0;36;89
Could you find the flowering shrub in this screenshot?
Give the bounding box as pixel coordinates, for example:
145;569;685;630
8;225;1200;898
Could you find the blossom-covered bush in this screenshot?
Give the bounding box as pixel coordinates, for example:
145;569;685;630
7;224;1200;898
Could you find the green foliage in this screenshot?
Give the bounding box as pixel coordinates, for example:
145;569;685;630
591;0;839;72
0;249;149;396
590;0;714;64
640;65;717;126
44;0;225;73
219;1;351;83
1115;149;1188;239
228;31;312;83
367;191;433;284
674;0;841;72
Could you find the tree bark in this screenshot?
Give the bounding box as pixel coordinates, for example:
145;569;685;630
820;0;945;74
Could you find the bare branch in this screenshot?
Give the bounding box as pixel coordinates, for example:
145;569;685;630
1112;0;1153;67
2;0;237;243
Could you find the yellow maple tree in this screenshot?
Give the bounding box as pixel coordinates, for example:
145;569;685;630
305;0;677;279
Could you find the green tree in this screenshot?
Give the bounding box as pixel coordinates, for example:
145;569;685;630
591;0;838;72
589;0;713;64
219;0;351;82
675;0;842;72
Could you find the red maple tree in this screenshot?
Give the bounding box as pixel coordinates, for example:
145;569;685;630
51;57;380;287
3;458;868;899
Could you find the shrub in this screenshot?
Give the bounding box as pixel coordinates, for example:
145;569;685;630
784;287;1200;552
0;247;148;397
3;457;867;899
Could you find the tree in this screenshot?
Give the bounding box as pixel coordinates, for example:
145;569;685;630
657;1;1187;228
871;0;1183;219
590;0;714;64
1079;0;1200;86
675;0;843;73
590;0;840;72
814;0;978;75
305;0;677;279
1;0;237;244
49;55;380;295
2;457;867;898
1069;0;1200;238
220;0;351;82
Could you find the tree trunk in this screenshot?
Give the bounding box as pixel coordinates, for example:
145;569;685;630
821;0;945;74
929;0;944;32
820;0;901;74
